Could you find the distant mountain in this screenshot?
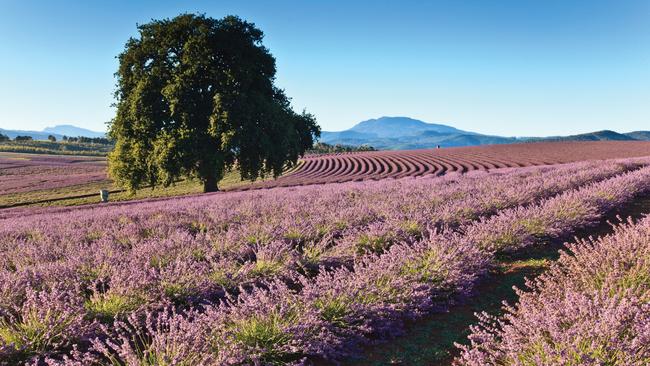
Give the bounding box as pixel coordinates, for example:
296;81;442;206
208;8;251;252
0;128;64;140
320;117;650;150
0;124;105;140
625;131;650;141
320;116;518;149
527;130;636;142
349;116;466;137
43;125;105;138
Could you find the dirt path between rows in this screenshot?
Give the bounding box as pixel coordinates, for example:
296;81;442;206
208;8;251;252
342;194;650;366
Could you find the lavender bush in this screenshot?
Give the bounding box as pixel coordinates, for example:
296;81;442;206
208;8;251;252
456;216;650;366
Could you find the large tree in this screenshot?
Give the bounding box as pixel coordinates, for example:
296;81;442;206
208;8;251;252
108;14;319;193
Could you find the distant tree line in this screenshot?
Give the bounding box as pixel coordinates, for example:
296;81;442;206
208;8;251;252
62;136;112;144
308;142;376;154
0;134;32;141
0;134;112;144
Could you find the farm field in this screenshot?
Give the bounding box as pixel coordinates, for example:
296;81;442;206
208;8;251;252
243;141;650;189
4;141;650;210
0;153;107;196
0;152;278;208
4;3;649;366
347;194;650;365
2;152;650;365
0;140;112;156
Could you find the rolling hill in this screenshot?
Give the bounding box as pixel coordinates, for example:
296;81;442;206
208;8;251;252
0;125;105;140
320;117;519;149
320;117;650;149
526;130;637;142
0;128;65;141
42;125;105;138
2;119;648;150
625;131;650;141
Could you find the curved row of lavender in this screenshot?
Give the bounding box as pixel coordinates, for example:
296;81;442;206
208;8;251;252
1;158;649;365
457;216;650;366
240;142;650;190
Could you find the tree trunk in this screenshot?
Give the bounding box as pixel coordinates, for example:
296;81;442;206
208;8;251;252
203;174;218;193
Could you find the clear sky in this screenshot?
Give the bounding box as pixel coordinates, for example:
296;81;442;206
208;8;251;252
1;0;648;136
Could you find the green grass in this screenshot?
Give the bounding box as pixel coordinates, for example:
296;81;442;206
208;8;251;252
0;308;78;357
228;310;302;364
84;293;145;323
0;163;277;208
0;141;112;156
313;296;353;327
0;173;234;208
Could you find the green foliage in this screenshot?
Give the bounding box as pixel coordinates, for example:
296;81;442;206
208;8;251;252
230;310;298;363
400;220;423;239
108;14;320;193
356;233;394;254
0;309;75;355
162;282;194;303
400;248;448;285
185;221;208;235
248;259;284;278
313;296;352;327
85;293;144;322
308;142;376;154
357;274;403;305
63;136;111;144
0;140;112;156
519;218;548;237
208;269;235;289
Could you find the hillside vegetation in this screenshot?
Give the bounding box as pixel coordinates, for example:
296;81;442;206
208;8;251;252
0;140;112;156
320;116;650;150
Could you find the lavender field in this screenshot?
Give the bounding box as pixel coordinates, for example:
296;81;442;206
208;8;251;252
4;1;649;365
0;153;107;196
1;156;650;365
0;152;270;209
458;216;650;366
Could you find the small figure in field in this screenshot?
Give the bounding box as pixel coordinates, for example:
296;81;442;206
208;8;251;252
436;145;441;149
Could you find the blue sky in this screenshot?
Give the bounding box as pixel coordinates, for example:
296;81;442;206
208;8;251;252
0;0;648;136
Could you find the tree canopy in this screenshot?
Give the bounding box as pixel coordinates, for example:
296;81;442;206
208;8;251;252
108;14;320;193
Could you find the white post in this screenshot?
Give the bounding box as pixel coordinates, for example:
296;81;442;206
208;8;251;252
99;189;109;202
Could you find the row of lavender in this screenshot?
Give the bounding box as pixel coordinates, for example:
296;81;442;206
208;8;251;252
457;216;650;365
0;160;633;327
0;159;649;364
50;163;650;366
0;154;107;195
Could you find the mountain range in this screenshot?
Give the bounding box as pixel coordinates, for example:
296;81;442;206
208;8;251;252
1;119;648;150
320;117;650;150
0;125;105;140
